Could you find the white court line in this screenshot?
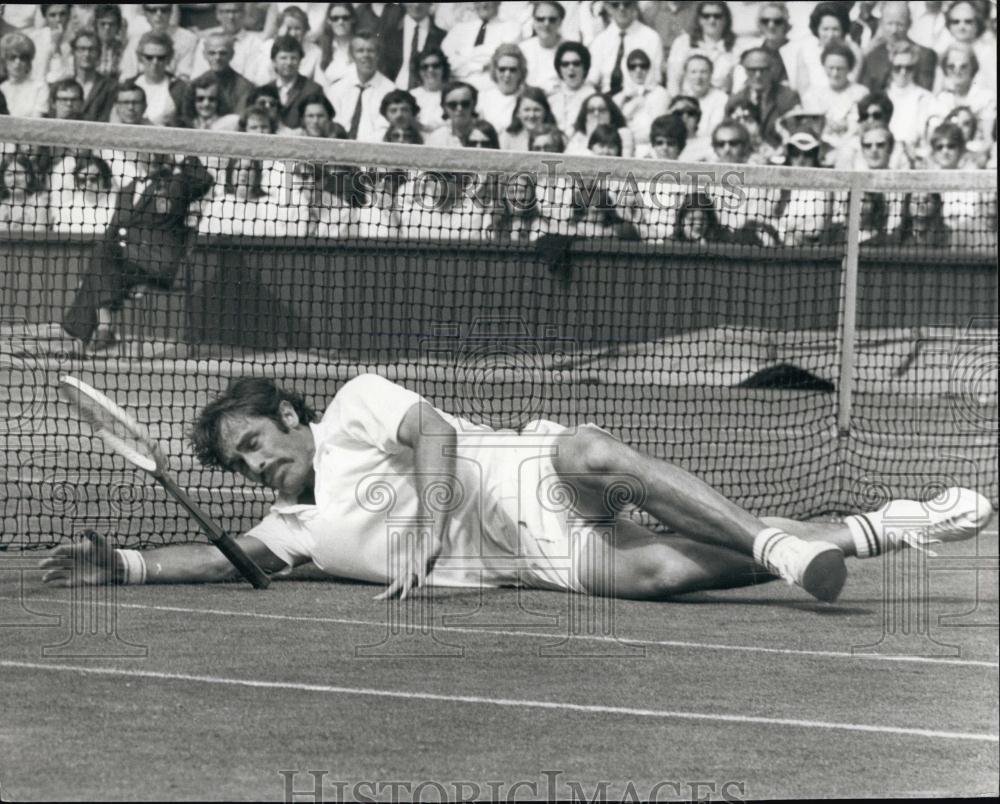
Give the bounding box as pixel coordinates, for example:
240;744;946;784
10;596;998;669
1;659;995;744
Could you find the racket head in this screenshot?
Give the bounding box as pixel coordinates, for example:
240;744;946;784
58;376;166;476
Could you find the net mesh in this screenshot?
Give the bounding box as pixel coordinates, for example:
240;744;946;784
1;119;996;549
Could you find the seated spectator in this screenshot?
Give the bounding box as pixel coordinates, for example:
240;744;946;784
885;41;934;154
500;86;557;151
0;152;48;228
384;124;423;144
262;5;321;84
793;3;862;96
710;119;751;165
901;191;950;247
92;4;126;79
937;1;996;95
833;92;912;170
566;92;634;156
239;106;279;134
100;84;165;190
567;177;640;240
725;99;778;165
927;44;995;146
198;157;289;237
50;152;117;234
191;33;255;115
802;42;869;153
547;41;595;136
462;119;501;149
244;85;282;128
312;2;356;90
399;170;483;241
478;43;528;135
709;120;780;243
178;73;241;131
666;1;737;97
48;77;82;120
324;33;395;141
351;169;406;239
644;113;687;160
519;0;566;93
297;94;348;139
26;3;73;84
0;32;49;116
859;1;936;92
119;3;199;81
945;106;990;168
666;96;712;160
378;2;445;91
731;2;794;91
293;162;355;239
379;89;421;136
484;172;545;243
684;53;730;140
425;81;478;148
928;121;988;246
589;0;662;95
411;48;450;135
69;28;117;122
587;123;623;157
612;48;669;147
189;3;268;85
729;47;800;149
441;0;521;91
528;124;567;153
262;35;324;130
674;191;724;243
613;181;672;243
124;31;187;127
773;131;833;246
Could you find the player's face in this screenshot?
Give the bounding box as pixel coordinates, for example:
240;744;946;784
218;406;316;497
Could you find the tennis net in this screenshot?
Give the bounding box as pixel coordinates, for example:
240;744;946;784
1;118;996;549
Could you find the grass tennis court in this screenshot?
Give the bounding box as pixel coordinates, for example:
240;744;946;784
2;529;997;800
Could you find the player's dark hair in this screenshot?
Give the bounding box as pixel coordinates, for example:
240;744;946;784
190;378;318;469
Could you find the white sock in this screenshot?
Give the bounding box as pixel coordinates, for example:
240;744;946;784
843;513;883;558
752;527;796;575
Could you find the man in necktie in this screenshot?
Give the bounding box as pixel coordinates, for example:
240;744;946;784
441;1;520;89
380;3;446;91
590;0;663;94
327;33;395;142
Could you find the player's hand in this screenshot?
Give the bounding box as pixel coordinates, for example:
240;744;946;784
39;531;119;587
375;527;444;601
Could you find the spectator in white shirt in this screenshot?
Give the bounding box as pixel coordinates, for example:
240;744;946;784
944;106;990;167
645;113;687;160
519;0;566;93
731;1;795;92
500;85;557;151
938;0;995;94
478;43;528;133
589;0;662;95
119;3;199;80
793;2;862;96
773;131;833;246
885;40;934;152
613;47;669;146
803;42;869;153
188;3;268;85
926;121;989;246
312;2;356;90
441;1;522;91
666;1;738;97
0;32;49;117
679;53;729;146
425;80;478;147
547;40;595;135
27;3;72;83
667;95;714;160
833;91;913;170
927;43;995;146
325;33;395;142
566;91;635;156
379;3;446;92
177;73;241;131
124;32;186;127
411;48;449;134
262;5;322;85
908;1;948;50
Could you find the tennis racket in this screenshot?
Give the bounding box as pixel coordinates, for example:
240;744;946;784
58;375;270;589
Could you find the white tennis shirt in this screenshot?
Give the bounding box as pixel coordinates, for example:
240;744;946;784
247;374;583;591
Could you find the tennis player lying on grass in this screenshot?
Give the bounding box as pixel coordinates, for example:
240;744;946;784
42;374;993;602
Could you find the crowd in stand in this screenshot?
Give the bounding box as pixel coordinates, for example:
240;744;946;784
0;1;997;247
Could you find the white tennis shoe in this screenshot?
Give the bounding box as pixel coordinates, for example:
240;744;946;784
754;530;847;603
846;487;994;557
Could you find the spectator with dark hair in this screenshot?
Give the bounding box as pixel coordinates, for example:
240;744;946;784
589;0;662;95
381;2;445;91
384;123;424;144
709;119;780;244
479;42;528;133
119;3;199;81
548;41;594;135
463;119;500;149
26;3;73;83
928;43;994;145
803;42;868;152
325;32;395;141
568;176;641;240
567;92;633;156
50;151;117;234
262;5;321;84
938;0;995;96
501;85;556;151
520;0;566;93
731;2;793;91
0;151;48;228
613;181;671;243
613;48;669;148
587;123;623;156
297;93;348;139
63;156;214;351
902;192;949;246
441;1;520;90
885;40;934;153
674;191;723;243
426;80;478;147
380;89;421;133
189;3;267;84
834;92;913;170
528;124;567;153
70;28;117;121
313;2;356;89
260;35;324;130
99;83;167;191
92;4;126;79
125;31;187;127
728;47;800;148
711;119;751;164
725;99;776;164
794;2;861;96
0;89;7;115
859;1;936;92
945;106;990;167
411;48;450;135
667;1;738;97
0;32;49;116
239;106;278;135
286;161;356;239
484;172;544;243
191;33;255;115
644;113;687;160
48;77;82;119
926;121;987;244
178;73;240;131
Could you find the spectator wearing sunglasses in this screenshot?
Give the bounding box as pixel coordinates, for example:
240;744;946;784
119;3;199;81
858;2;936;93
547;41;596;136
312;2;356;90
936;0;995;95
411;48;450;135
642;113;687;161
379;2;445;91
567;92;634;156
441;1;521;91
833;92;913;170
927;43;995;149
462;119;501;149
727;47;800;148
666;1;738;98
520;0;566;94
927;121;992;246
121;31;189;127
426;80;479;148
613;48;669;147
884;41;934;153
0;32;49;117
667;95;714;161
188;3;267;85
793;2;862;97
190;33;255;116
589;0;662;94
773;131;833;246
69;28;118;122
479;43;528;134
724;99;777;165
731;2;793;92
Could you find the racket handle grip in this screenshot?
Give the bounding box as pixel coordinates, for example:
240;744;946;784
213;531;271;589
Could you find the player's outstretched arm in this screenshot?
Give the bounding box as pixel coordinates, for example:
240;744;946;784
40;531;288;587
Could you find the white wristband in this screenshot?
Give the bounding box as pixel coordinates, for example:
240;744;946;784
118;549;147;585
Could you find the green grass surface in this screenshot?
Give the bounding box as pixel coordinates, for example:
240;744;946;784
1;532;997;801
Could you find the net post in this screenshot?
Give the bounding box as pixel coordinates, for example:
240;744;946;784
836;185;864;436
